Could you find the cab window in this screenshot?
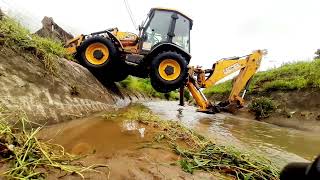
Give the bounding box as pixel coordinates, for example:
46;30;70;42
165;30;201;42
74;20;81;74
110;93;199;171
142;10;172;50
172;14;191;52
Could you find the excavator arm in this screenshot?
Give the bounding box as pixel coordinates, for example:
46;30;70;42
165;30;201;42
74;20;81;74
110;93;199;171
186;50;266;113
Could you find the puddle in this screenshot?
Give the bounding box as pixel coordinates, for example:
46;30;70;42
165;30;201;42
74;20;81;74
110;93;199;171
40;116;151;156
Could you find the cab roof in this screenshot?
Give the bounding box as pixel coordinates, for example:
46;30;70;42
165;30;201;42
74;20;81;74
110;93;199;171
149;7;193;28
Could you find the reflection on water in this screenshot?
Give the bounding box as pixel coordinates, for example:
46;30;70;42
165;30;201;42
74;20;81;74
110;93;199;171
144;101;320;166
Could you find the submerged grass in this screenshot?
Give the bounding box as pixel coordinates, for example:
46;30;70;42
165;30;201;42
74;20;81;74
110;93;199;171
0;112;107;179
106;104;280;180
203;59;320;97
0;16;73;74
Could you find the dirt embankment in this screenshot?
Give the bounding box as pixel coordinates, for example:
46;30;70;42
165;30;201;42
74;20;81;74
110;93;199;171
0;48;149;125
208;89;320;131
251;89;320;131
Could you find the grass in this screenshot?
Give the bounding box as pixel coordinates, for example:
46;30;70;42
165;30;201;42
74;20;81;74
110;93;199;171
119;76;182;100
0;111;107;179
203;59;320;97
0;16;73;74
105;104;280;180
203;80;232;97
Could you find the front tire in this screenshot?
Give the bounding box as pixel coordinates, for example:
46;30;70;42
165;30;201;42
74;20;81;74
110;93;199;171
150;51;188;93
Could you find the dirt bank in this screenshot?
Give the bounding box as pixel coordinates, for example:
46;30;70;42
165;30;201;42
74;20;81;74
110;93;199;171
0;48;148;125
206;89;320;132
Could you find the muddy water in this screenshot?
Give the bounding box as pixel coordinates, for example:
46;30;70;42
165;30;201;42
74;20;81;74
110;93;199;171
144;101;320;166
39;109;218;179
39;113;151;155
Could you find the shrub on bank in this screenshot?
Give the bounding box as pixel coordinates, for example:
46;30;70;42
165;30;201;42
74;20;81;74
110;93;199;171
249;97;277;119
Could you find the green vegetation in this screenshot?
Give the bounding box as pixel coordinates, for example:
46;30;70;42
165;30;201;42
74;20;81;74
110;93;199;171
0;112;107;179
248;97;277;119
0;16;72;74
106;104;280;180
203;59;320;96
119;76;181;100
203;80;232;97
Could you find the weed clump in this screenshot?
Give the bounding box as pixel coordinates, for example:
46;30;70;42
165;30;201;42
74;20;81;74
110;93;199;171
175;144;279;179
0;113;107;179
249;97;277;119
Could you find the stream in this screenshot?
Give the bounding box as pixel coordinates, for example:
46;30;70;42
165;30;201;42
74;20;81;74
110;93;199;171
144;101;320;167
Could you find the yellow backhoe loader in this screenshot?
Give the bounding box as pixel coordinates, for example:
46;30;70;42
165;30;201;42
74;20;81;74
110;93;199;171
65;7;266;113
66;8;193;93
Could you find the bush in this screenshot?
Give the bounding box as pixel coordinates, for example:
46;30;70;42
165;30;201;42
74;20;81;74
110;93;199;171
249;97;277;119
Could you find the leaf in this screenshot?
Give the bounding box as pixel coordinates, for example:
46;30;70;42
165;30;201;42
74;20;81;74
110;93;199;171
194;157;210;167
243;172;253;180
179;159;194;173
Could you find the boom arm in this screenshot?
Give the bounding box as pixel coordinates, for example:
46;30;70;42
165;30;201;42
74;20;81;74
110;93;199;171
186;50;266;113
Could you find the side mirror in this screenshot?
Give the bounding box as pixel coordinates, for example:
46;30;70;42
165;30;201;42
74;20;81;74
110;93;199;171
139;21;144;31
142;33;148;41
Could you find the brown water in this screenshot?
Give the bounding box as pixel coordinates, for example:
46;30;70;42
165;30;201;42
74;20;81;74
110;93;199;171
144;101;320;166
39;108;220;179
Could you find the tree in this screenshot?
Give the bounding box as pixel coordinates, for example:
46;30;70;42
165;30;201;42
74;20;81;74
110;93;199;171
315;49;320;59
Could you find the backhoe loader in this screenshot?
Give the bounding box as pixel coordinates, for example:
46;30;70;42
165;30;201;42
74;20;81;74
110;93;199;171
66;8;192;93
65;7;265;113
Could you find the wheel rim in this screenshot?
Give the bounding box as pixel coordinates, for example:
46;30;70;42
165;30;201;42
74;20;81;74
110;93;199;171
85;42;109;65
158;59;181;81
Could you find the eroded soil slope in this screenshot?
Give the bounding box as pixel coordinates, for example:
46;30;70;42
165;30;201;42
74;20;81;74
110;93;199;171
0;48;147;125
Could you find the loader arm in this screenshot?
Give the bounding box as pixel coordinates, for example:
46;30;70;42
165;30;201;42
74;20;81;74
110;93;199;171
186;50;266;113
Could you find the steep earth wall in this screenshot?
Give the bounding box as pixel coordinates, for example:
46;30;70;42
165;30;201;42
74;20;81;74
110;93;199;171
0;48;148;125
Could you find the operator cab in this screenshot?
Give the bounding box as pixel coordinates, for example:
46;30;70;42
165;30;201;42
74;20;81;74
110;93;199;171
139;8;193;53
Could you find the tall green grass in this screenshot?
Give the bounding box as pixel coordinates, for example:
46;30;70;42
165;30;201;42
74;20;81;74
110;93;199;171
119;76;180;100
0;16;72;73
203;59;320;96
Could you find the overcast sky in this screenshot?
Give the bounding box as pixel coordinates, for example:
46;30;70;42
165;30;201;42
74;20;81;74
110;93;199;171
1;0;320;70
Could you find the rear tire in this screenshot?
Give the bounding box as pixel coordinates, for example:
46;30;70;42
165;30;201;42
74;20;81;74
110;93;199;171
150;51;188;93
77;36;118;69
77;36;129;82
